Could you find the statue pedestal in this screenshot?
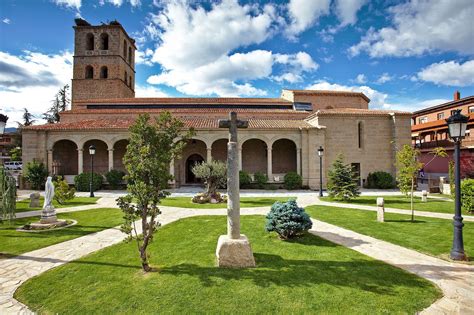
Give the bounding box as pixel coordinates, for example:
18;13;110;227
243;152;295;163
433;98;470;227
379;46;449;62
40;205;58;224
216;235;256;268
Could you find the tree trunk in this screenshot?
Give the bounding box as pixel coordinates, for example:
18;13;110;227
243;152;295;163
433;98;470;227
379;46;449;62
410;177;414;222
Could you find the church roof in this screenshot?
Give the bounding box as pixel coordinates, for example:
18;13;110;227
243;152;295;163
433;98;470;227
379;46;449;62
305;108;411;119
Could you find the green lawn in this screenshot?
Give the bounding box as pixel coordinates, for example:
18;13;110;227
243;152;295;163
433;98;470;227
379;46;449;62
16;196;100;213
0;208;122;258
159;196;294;209
306;205;473;261
15;216;440;314
321;195;456;214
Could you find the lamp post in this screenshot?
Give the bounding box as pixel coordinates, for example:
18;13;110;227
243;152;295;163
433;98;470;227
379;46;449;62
318;146;324;197
89;144;96;198
446;109;469;261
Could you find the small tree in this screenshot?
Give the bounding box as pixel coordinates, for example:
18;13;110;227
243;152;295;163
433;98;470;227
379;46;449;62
24;160;48;190
327;154;360;201
53;176;76;204
117;113;193;272
21;108;35;126
43;85;70;123
265;199;312;239
192;160;226;199
9;147;22;161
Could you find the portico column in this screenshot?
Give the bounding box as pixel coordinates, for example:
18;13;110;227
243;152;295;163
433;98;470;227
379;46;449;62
238;148;242;171
206;147;212;162
78;149;84;174
267;146;273;182
169;159;175;180
47;150;53;174
108;148;114;171
296;148;301;175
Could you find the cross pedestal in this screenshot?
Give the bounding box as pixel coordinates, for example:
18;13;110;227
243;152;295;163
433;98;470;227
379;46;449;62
215;112;255;268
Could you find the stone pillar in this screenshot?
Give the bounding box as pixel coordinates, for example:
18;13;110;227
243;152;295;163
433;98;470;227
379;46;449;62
207;147;212;162
377;197;385;222
169;159;175;185
238;148;242;171
227;141;240;239
108;149;114;171
267;146;272;182
78;149;84;174
296;148;301;175
47;150;53;174
422;190;428;202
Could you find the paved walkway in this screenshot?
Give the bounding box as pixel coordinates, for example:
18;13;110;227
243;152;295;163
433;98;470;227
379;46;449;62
1;195;473;314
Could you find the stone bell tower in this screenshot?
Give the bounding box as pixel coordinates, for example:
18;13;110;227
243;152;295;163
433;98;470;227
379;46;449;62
71;18;135;108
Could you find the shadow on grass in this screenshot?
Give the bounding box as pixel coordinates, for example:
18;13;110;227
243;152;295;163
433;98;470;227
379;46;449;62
384;219;427;224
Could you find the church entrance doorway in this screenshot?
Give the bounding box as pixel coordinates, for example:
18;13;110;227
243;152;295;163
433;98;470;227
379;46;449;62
186;154;204;184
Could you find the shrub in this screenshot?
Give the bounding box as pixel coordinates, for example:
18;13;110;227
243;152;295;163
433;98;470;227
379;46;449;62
265;199;312;239
254;171;268;189
284;171;302;190
74;172;103;192
191;191;227;204
239;171;252;188
461;179;474;214
105;169;125;189
366;171;395;189
327;154;360;201
24;160;48;190
53;176;75;204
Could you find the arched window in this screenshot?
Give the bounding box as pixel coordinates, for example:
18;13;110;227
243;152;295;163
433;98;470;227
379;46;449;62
128;47;132;64
123;40;127;58
85;65;94;79
100;66;108;79
124;71;128;85
100;33;109;50
86;33;94;50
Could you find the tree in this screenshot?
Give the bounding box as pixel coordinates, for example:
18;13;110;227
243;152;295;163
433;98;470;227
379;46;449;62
192;160;226;199
117;113;193;272
43;85;70;123
8;147;22;161
265;199;312;239
395;145;447;221
21;108;35;126
24;160;48;190
327;154;360;201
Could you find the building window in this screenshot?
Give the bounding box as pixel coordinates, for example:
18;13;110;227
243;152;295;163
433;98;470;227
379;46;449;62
128;47;132;64
85;65;94;79
100;66;108;79
100;33;109;50
124;71;128;85
469;106;474;113
357;122;363;149
437;112;444;120
419;116;428;124
129;75;132;87
123;40;127;58
86;33;94;50
451;109;457;116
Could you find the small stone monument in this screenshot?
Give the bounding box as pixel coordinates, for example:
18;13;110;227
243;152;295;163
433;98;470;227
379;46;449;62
421;190;428;202
28;177;67;229
376;197;385;222
216;112;256;268
29;192;40;208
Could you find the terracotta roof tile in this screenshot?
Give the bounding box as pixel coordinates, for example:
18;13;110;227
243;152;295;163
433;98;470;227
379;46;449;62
74;97;292;105
284;89;370;102
411;113;474;132
305;108;411;120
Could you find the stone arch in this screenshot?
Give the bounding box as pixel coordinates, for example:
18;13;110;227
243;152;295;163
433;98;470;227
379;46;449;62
52;139;78;175
100;66;108;79
83;139;109;174
86;33;94;50
240;135;270;148
113;139;129;173
85;65;94;79
242;138;267;174
211;138;228;162
179;139;207;185
272;138;297;174
185;154;204;183
100;33;109;50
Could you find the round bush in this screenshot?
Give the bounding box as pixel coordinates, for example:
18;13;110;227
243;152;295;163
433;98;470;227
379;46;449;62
265;199;312;239
461;179;474;214
239;171;252;188
254;171;268;189
105;169;125;189
74;172;103;192
284;172;302;190
367;171;395;189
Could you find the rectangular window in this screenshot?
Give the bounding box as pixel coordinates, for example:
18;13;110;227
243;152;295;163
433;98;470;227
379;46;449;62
419;117;428;124
357;122;363;149
451;109;457;115
469;106;474;113
437;112;444;120
351;163;361;187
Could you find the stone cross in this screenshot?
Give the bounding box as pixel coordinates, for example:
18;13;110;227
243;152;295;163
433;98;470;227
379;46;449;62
219;112;248;239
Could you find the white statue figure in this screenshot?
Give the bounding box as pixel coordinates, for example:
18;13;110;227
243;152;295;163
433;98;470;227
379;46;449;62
43;176;55;209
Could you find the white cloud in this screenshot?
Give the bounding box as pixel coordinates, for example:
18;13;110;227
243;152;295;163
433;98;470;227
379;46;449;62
349;0;474;57
376;72;392;84
99;0;140;7
0;50;73;127
52;0;81;10
286;0;331;36
334;0;367;26
388;98;451;112
145;0;277;96
306;80;389;108
417;60;474;86
273;73;302;83
354;74;367;84
135;85;168;97
135;48;154;66
2;18;11;24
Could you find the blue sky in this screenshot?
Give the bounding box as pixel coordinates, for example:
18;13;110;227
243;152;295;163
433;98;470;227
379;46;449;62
1;0;473;126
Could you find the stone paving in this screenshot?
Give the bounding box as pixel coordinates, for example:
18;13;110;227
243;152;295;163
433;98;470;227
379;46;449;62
1;194;473;314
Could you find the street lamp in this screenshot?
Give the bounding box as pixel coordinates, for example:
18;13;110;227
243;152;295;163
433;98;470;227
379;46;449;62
89;144;96;198
446;109;469;261
318;146;324;197
0;114;7;135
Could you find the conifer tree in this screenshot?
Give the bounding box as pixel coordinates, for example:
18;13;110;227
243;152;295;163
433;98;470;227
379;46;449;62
43;85;70;123
327;154;360;201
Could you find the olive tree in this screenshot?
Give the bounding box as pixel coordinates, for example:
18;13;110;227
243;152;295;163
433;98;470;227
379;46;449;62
117;113;193;272
192;160;227;198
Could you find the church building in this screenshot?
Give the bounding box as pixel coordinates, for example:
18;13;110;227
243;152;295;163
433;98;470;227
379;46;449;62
22;19;411;189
